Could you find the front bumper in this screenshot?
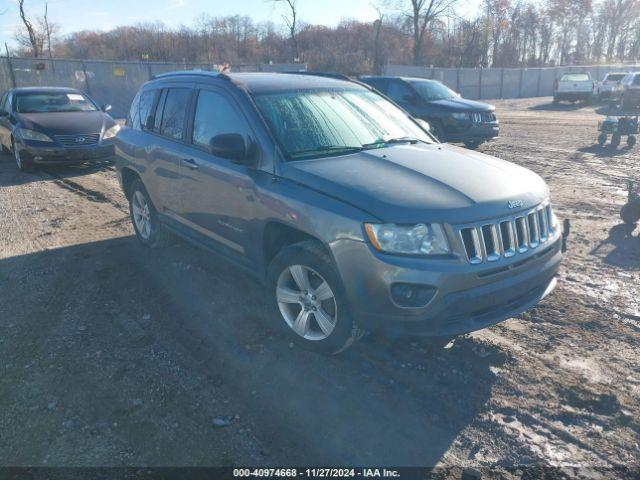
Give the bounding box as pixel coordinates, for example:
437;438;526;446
332;233;562;337
17;142;115;165
443;120;500;143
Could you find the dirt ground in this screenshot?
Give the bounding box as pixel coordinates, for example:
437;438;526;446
1;97;639;474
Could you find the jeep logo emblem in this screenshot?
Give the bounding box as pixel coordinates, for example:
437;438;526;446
508;200;524;209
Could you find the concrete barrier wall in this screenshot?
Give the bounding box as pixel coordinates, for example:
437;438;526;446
384;64;640;100
0;57;305;118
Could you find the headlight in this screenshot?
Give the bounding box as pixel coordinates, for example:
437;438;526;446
364;223;450;256
19;128;53;143
102;124;121;140
451;112;470;120
550;210;559;230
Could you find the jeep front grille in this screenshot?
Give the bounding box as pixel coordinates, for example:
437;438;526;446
459;204;555;264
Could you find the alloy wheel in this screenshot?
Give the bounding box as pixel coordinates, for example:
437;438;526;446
132;190;152;240
13;142;22;170
276;264;338;341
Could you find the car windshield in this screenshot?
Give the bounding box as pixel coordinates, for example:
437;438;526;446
409;80;458;101
253;88;433;160
560;73;590;82
605;73;626;82
15;92;98;113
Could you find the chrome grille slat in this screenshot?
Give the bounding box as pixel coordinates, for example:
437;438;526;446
54;133;101;147
458;203;556;264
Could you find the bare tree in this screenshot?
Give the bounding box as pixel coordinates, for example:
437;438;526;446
372;3;385;73
271;0;299;61
18;0;40;57
44;3;53;61
405;0;459;64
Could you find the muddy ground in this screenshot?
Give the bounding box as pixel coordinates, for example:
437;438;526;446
0;98;639;474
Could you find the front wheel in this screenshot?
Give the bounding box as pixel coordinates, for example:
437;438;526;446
128;179;173;248
627;135;637;148
267;240;364;354
463;140;482;150
611;134;621;148
13;139;34;172
597;133;607;146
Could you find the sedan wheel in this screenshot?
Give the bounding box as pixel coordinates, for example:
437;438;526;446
13;140;34;172
276;264;338;341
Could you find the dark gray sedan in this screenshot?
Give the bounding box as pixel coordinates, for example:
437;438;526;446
0;87;119;172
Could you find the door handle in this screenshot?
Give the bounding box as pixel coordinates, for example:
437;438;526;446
182;158;198;169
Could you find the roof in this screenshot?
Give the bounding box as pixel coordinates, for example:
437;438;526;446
11;86;84;94
229;73;365;94
151;71;365;94
360;75;440;83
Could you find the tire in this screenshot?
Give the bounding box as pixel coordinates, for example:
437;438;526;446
463;140;482;150
597;133;607;146
430;122;445;142
611;134;621;148
266;240;364;354
621;202;640;225
12;139;34;173
627;135;637;148
128;179;173;248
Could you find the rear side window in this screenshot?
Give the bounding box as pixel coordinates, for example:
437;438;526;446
192;90;247;149
159;88;190;140
633;75;640;86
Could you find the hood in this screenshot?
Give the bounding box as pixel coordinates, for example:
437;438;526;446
428;97;494;112
17;111;115;135
282;144;548;224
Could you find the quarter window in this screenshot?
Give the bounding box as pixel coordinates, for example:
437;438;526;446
192;90;247;149
129;89;157;131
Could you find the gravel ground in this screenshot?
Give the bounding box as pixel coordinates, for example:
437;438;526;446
0;97;639;473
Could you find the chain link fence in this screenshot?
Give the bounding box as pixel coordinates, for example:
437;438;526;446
384;64;640;100
0;57;306;118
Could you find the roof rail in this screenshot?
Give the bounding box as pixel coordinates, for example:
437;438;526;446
282;71;353;81
151;70;222;80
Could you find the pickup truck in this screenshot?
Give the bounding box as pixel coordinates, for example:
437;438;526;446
553;72;595;103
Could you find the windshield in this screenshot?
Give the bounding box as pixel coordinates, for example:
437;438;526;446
15;92;98;113
560;73;590;82
409;80;458;101
253;89;432;160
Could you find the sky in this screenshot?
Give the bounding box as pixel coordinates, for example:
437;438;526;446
0;0;481;51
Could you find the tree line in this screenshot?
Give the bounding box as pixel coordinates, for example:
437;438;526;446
11;0;640;74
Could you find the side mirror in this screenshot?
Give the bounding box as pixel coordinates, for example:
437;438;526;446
209;133;253;165
415;118;431;132
102;104;112;113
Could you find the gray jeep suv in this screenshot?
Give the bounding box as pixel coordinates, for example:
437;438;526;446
114;71;563;354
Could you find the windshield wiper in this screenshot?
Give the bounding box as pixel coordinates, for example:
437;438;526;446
288;145;363;158
361;137;428;148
